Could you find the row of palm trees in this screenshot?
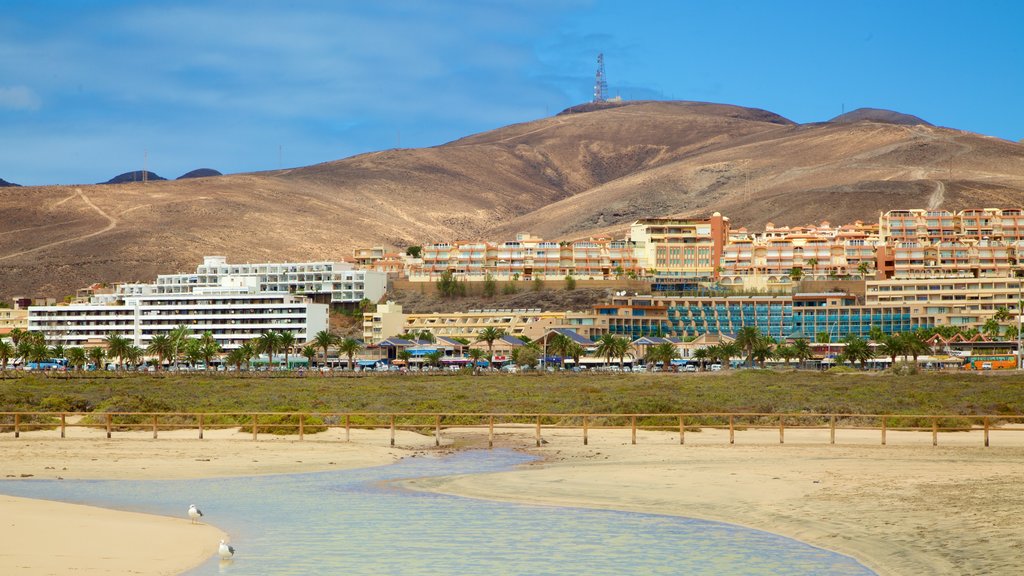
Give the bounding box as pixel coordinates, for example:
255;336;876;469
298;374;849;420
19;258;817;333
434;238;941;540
0;326;365;372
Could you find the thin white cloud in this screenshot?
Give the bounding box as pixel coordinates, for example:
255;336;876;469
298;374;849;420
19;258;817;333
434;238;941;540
0;85;40;110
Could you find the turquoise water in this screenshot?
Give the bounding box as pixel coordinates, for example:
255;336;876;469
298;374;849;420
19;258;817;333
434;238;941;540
0;449;874;575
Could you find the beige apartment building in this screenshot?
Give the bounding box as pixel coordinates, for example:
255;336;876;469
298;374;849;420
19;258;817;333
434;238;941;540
0;307;29;337
629;213;729;278
363;302;607;344
865;277;1022;330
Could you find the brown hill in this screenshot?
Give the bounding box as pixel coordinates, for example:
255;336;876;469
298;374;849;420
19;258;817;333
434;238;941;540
1;100;1023;300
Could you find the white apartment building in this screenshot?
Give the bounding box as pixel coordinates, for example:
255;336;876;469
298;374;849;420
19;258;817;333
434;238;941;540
29;285;328;351
147;256;387;305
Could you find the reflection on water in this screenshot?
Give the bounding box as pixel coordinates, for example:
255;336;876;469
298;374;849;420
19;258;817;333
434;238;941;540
0;449;873;575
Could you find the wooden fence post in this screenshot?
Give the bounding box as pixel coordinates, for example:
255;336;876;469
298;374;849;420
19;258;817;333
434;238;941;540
252;414;258;441
14;413;19;438
779;415;785;444
152;415;158;439
729;415;735;445
881;416;886;446
390;414;396;447
679;415;684;445
535;415;541;447
106;413;112;439
345;414;350;442
583;415;588;446
830;414;836;444
932;417;938;447
435;414;441;447
298;414;304;441
631;415;637;445
198;414;204;440
488;415;494;449
984;417;990;448
60;413;66;439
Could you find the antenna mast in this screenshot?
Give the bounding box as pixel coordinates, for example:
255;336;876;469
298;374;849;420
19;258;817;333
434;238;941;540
593;53;608;103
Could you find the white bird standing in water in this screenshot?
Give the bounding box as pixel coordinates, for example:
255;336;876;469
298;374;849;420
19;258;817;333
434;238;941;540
219;539;235;559
188;504;203;524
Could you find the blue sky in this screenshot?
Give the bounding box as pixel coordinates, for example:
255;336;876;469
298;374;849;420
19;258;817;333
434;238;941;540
1;0;1021;186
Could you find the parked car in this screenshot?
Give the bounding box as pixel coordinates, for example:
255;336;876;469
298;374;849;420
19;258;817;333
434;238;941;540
683;364;697;372
709;363;723;372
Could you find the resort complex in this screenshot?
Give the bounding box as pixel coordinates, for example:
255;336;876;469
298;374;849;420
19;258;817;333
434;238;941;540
4;207;1024;370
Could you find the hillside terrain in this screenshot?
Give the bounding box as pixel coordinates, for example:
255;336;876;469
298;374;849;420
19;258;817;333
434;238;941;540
1;100;1023;300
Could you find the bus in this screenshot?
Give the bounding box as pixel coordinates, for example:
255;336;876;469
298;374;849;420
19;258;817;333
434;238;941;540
963;355;1016;370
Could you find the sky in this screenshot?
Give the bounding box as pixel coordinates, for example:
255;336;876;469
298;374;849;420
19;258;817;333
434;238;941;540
1;0;1022;186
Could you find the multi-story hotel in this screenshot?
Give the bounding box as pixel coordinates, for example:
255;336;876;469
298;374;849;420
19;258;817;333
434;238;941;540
363;302;608;344
0;306;29;337
628;213;729;278
29;282;329;350
595;293;912;341
865;277;1022;331
149;256;387;305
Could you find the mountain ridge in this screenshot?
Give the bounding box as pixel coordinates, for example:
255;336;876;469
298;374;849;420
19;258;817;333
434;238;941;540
1;100;1022;300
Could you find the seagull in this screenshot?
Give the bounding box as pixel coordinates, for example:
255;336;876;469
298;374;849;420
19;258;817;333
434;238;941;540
188;504;203;524
219;539;235;559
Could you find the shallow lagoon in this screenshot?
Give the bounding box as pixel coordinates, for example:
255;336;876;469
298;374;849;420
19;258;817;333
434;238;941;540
1;449;873;575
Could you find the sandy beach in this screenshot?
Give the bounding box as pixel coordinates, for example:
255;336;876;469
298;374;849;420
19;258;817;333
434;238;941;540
2;423;1023;575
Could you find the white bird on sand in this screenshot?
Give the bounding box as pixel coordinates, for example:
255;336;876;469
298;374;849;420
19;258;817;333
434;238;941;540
219;539;236;559
188;504;203;524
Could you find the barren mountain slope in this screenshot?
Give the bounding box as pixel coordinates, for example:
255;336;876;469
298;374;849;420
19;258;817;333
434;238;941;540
492;122;1024;240
0;101;792;299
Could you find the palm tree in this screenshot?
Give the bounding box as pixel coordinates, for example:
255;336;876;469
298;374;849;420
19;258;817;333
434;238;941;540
50;344;66;368
66;347;87;372
338;338;363;371
424;350;444;369
1;339;16;372
226;348;248;372
841;336;872;370
300;345;318;369
104;333;131;371
692;347;710;371
595;334;622;368
256;331;282;370
646;342;679;370
396;349;413;368
857;261;872;278
791;338;813;369
900;332;930;367
994;307;1012;322
566;342;587;370
467;348;488;374
146;334;173;371
982;317;1002;339
718;341;741;370
124;345;145;370
477;327;505;367
184;339;204;369
238;342;255;371
313;329;339;369
735;326;762;367
806;258;818;278
198;331;220;371
87;347;106;371
168;324;192;370
877;334;907;368
278;331;297;370
751;339;775;368
547;333;572;370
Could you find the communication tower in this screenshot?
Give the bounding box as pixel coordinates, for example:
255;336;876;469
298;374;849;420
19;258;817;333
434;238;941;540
593;53;608;103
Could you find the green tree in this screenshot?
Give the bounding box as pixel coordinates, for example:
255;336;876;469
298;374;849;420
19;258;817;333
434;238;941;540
477;327;505;366
104;333;131;371
146;334;173;371
564;275;576;291
405;245;422;259
775;344;794;367
735;326;762;367
566;342;587;369
692;347;710;371
857;261;872;277
124;345;145;370
436;270;465;298
877;334;907;367
595;334;631;368
547;333;572;371
300;345;318;369
397;349;413;367
0;338;13;371
751;339;775;368
467;348;488;374
482;273;497;298
256;331;282;370
791;338;813;369
198;331;221;371
789;267;803;281
982;317;1002;339
424;350;444;369
66;347;87;371
276;331;297;369
994;307;1012;322
87;347;106;371
532;276;544;292
313;329;339;369
718;341;741;370
338;338;363;371
646;342;679;370
511;344;540;369
168;324;193;369
900;332;930;366
502;282;519;295
839;335;872;369
806;258;818;277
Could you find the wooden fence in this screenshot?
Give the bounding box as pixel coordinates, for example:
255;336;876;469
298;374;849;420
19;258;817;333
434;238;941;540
2;412;1023;448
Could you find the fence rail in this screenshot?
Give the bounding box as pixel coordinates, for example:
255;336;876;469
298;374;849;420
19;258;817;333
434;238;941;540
1;411;1022;448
